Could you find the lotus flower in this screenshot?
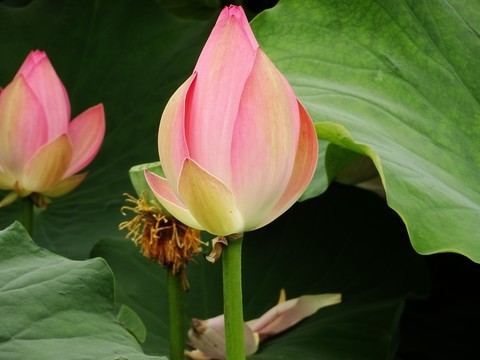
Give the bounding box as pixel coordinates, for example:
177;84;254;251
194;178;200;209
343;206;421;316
145;6;318;236
0;50;105;206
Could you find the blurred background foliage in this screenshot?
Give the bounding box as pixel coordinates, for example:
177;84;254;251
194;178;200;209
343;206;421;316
0;0;478;359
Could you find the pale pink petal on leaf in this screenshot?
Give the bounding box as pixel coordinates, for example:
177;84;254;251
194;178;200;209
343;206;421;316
16;51;70;139
178;159;244;236
158;74;194;190
231;49;300;229
257;102;318;229
186;7;257;182
21;134;72;193
0;77;47;173
144;169;201;230
247;293;342;341
42;173;87;197
66;104;105;177
187;314;258;360
186;292;340;359
185;349;211;360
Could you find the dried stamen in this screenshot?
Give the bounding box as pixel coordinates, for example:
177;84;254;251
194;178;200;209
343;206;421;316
119;193;203;290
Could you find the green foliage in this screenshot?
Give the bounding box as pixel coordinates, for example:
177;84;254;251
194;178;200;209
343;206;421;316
0;0;476;358
117;305;148;344
0;222;166;360
93;186;428;358
0;0;216;259
252;0;480;261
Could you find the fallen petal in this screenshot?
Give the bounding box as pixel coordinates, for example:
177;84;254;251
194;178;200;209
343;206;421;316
185;349;211;360
188;315;258;359
187;291;341;358
248;293;342;341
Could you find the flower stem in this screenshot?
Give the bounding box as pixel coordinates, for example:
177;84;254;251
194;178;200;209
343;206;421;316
167;272;185;360
222;235;245;360
21;196;34;236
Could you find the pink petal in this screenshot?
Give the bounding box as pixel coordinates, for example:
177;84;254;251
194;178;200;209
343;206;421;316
231;49;300;230
178;158;244;236
185;349;211;360
16;51;70;140
14;50;45;75
187;314;258;359
144;169;201;230
216;6;258;50
256;101;318;229
185;6;258;183
0;169;16;190
158;74;194;191
0;76;48;174
66;104;105;177
248;293;341;341
20;134;73;194
41;173;88;197
0;191;18;208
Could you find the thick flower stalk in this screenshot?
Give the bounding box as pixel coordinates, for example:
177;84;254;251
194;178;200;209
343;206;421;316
120;191;203;360
145;5;318;237
0;50;105;207
120;163;205;360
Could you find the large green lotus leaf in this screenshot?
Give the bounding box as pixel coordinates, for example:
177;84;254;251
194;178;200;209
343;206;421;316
92;184;429;358
0;222;166;360
251;0;480;261
0;0;217;259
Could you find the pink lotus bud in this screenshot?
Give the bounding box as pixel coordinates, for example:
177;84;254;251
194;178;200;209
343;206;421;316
145;6;318;236
0;51;105;207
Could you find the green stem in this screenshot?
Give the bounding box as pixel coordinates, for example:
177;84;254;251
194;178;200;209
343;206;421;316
21;196;34;236
167;272;185;360
222;235;245;360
